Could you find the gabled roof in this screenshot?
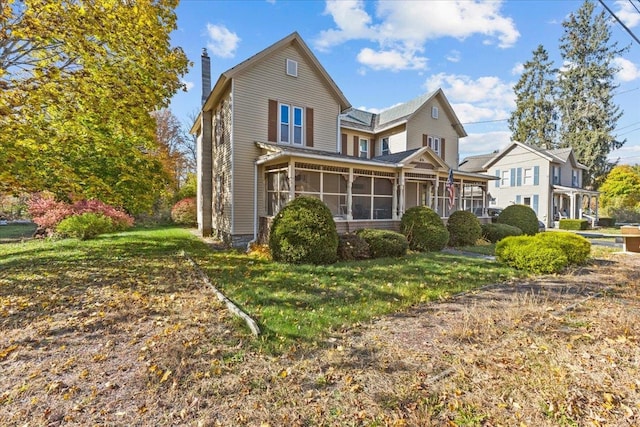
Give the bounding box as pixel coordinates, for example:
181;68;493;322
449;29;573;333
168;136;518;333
463;141;588;171
339;89;467;137
192;32;352;134
459;152;497;173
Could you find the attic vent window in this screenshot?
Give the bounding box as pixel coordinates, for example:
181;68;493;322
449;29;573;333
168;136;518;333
431;106;439;119
286;59;298;77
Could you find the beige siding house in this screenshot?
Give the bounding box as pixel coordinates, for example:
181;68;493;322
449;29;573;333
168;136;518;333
459;141;599;228
193;32;495;247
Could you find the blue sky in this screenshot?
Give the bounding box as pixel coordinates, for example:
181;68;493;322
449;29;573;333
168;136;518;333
169;0;640;165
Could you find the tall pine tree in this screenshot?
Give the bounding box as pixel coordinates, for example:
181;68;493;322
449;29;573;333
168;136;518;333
508;45;557;149
557;0;626;188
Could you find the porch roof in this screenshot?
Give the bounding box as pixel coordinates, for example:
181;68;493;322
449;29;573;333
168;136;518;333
255;142;497;182
552;185;599;196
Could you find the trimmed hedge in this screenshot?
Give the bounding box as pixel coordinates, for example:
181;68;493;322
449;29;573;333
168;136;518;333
56;213;114;240
337;233;370;261
535;232;591;265
597;217;616;227
400;206;449;252
355;229;408;258
481;223;523;243
497;204;539;235
559;218;588;230
447;210;482;247
269;196;338;265
495;232;591;273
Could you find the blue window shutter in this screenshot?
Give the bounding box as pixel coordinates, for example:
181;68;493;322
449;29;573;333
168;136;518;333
510;168;516;187
516;168;522;186
495;169;500;187
534;166;539;185
533;195;539;214
515;195;521;204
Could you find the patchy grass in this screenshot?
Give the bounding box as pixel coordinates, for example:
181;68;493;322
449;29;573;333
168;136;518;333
1;226;638;426
198;249;520;353
0;222;36;243
454;243;496;256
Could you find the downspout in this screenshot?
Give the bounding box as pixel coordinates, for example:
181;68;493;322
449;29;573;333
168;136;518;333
336;107;341;153
247;161;258;252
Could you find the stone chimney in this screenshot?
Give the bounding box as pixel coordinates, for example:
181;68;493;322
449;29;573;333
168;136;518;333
201;48;211;105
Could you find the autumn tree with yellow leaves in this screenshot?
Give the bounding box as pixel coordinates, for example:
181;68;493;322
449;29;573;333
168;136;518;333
0;0;189;213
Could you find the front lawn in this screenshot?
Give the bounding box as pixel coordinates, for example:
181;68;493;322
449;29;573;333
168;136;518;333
1;226;522;352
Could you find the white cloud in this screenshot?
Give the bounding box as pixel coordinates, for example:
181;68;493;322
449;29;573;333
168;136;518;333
357;47;427;71
614;0;640;28
511;62;524;75
446;50;461;63
357;102;404;114
614;57;640;82
314;0;519;72
460;131;511;158
182;80;194;91
424;73;515;115
205;24;240;58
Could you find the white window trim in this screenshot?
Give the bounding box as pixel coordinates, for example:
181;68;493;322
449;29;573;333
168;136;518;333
359;138;369;158
432;106;439;119
428;136;441;156
523;167;534;186
501;170;511;187
278;103;304;146
286;59;298;77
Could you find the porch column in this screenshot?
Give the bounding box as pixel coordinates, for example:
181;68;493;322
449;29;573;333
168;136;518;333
347;168;353;220
434;174;439;215
288;162;295;202
594;195;599;223
398;170;405;216
569;192;575;219
392;176;398;220
459;178;464;210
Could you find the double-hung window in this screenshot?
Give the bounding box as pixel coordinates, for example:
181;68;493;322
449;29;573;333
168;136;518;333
359;138;369;158
501;170;511;187
428;136;441;157
381;137;390;156
279;103;303;145
523;168;533;185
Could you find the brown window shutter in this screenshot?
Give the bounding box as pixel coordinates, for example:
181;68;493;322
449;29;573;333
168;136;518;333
370;139;376;158
423;134;428;147
341;133;347;155
268;99;278;142
441;138;446;161
353;135;358;157
305;108;314;147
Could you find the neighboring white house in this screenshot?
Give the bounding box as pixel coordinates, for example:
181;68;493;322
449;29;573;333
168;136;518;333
459;141;599;227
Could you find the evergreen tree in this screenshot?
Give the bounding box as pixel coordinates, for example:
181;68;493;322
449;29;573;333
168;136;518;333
508;45;557;149
557;0;626;188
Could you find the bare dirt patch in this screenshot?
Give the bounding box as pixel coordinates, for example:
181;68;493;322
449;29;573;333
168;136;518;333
1;252;638;426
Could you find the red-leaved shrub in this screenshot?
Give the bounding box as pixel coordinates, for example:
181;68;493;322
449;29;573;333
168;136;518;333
28;193;134;236
171;198;197;226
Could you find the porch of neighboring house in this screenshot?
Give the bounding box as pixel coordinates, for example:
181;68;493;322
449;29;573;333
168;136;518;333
552;185;600;228
257;154;492;243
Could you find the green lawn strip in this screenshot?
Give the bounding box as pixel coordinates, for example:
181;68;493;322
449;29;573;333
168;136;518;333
197;250;522;353
0;223;37;242
453;244;496;256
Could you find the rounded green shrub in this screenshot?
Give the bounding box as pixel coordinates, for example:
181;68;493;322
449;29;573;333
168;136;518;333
400;206;449;252
269;196;338;264
497;204;539;235
337;233;370;261
496;236;568;274
355;229;408;258
171;197;197;226
481;223;523;243
534;232;591;265
56;213;114;240
447;210;482;247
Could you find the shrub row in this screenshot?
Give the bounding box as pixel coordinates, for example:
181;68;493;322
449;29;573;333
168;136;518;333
559;218;588;230
496;204;539;235
481;223;522;243
400;206;449;251
28;193;134;239
496;232;590;274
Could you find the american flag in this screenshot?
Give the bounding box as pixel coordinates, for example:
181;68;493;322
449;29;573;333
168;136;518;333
446;169;455;210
